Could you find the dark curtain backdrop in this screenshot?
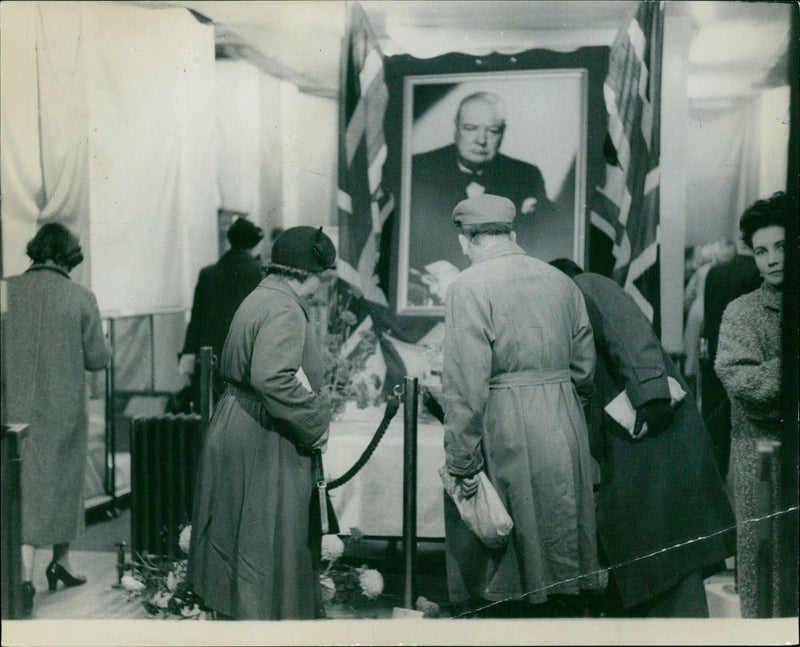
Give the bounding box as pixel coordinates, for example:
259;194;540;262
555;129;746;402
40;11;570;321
378;47;610;342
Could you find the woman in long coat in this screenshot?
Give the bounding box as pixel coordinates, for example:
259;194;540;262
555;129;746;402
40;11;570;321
188;226;336;620
715;192;786;618
550;258;735;617
5;224;110;616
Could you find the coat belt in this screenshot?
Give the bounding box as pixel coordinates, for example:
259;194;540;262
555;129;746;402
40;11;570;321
225;382;261;402
489;368;570;389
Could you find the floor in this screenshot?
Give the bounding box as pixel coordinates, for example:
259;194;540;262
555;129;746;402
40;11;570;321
16;507;741;622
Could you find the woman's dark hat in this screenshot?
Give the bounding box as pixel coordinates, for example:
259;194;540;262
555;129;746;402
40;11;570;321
227;218;264;249
270;226;336;274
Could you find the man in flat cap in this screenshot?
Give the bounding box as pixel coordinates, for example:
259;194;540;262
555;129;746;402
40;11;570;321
178;217;265;408
407;92;556;305
441;194;601;617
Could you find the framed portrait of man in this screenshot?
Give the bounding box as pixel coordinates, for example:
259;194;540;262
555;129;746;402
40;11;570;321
396;69;588;316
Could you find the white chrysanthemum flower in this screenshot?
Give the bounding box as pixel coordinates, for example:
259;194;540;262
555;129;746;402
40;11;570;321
179;525;192;555
321;534;345;563
358;569;384;599
121;574;146;592
319;574;336;603
166;570;178;592
151;590;171;609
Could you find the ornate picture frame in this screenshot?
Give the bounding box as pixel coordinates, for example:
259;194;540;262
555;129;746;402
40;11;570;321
395;69;588;316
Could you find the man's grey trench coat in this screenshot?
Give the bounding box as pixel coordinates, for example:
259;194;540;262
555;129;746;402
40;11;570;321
442;240;601;605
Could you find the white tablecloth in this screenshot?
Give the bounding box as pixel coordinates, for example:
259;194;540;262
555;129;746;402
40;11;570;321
324;405;445;538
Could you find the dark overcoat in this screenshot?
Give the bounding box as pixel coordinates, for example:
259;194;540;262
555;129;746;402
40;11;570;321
182;248;264;358
187;274;331;619
5;265;110;545
573;272;735;609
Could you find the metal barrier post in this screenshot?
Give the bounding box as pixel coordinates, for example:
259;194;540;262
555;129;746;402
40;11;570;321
104;318;118;517
757;439;781;617
402;376;419;609
198;347;214;436
1;424;28;619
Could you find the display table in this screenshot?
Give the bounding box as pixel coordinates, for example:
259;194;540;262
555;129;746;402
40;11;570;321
324;404;445;538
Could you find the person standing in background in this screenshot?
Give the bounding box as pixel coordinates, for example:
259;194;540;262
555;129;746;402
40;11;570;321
700;241;761;479
682;239;736;399
550;258;735;618
715;191;786;618
441;194;600;618
178;217;264;406
4;223;111;617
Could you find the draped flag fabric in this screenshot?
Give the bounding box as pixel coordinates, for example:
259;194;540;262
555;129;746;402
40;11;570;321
337;1;394;307
589;1;664;326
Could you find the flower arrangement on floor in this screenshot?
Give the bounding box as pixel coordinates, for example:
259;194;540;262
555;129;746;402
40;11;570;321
320;530;385;618
120;525;210;620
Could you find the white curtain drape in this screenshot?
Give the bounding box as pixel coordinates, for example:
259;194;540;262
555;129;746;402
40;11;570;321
279;83;338;229
1;2;45;280
685;84;790;249
84;2;218;313
1;1;218;314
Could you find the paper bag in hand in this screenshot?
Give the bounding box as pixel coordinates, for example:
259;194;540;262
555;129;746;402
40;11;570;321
438;468;513;549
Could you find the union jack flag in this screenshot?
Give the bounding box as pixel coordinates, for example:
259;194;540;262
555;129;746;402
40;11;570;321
337;1;394;306
590;1;664;328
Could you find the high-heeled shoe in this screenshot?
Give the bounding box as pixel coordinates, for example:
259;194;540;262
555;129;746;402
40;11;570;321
21;581;35;617
45;561;87;592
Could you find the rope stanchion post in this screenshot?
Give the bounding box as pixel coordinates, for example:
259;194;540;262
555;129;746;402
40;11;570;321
104;318;118;517
197;347;214;436
402;376;419;610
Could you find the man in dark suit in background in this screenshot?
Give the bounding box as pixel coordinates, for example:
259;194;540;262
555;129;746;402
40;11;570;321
178;217;265;407
700;249;761;478
407;92;555;305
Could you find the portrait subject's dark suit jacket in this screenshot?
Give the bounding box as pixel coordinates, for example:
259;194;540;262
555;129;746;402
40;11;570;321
407;145;553;300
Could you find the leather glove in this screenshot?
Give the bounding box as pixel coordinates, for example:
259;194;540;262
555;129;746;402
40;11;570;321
311;426;330;453
632;398;674;440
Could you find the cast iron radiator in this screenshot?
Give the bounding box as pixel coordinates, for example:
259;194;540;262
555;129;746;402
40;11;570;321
129;414;203;558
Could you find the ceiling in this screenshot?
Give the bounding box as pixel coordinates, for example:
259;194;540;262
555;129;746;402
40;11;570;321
137;1;791;100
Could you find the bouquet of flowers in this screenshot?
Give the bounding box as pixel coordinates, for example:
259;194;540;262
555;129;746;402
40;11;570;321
319;530;385;617
318;288;386;415
120;525;210;620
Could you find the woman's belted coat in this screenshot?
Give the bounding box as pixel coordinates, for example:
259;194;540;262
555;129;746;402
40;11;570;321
188;274;331;619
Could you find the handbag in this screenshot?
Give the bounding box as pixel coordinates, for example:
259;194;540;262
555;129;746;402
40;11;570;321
310;450;340;536
439;467;513;549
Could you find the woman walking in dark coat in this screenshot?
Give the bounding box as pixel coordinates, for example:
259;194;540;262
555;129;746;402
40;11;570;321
4;224;110;617
715;192;786;618
188;226;336;619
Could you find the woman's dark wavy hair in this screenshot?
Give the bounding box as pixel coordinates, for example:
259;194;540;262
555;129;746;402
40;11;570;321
26;223;84;270
739;191;787;249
